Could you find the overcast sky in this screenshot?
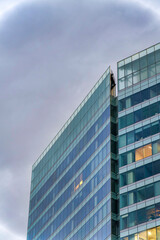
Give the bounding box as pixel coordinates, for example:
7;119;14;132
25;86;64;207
0;0;160;239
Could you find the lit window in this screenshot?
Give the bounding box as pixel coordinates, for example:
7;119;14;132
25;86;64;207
74;174;83;192
135;144;152;161
143;144;152;158
135;146;143;161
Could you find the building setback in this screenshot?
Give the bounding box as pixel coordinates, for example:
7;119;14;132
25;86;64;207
27;67;119;240
118;43;160;240
27;42;160;240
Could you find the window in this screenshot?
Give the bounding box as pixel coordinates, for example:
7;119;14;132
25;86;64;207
119;77;125;90
137;186;145;202
128;211;136;227
128;191;136;205
140;56;147;69
146;184;154;199
137;208;146;224
135;128;143;141
126;112;134;126
146;205;155;221
135;146;143;161
141;67;148;81
126;97;131;108
127;171;135;185
138;231;147;240
119;135;126;148
143;144;152;158
155;181;160;196
133;71;140;84
121;214;128;230
126;74;132;87
126;131;134;145
120;193;127;208
156;203;160;219
136;166;144;181
135;144;152;161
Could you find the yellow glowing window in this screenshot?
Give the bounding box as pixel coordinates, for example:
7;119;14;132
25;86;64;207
143;144;152;158
74;174;83;192
135;147;143;161
135;144;152;161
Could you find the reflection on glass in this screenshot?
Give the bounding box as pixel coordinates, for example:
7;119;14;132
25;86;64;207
147;228;156;240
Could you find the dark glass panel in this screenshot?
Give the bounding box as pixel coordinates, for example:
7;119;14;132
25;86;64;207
137;208;146;224
146;205;155;221
144;162;152;178
136;166;144;181
137;186;146;202
145;184;154;199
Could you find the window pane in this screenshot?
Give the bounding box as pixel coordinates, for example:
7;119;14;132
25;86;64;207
141;67;148;81
146;205;155;221
126;112;134;126
143;144;152;158
146;184;154;199
138;231;147;240
148;52;155;65
148;228;156;240
125;63;132;75
127;171;135;185
119;67;125;78
119;116;126;129
144;162;152;178
127;151;134;164
155;181;160;196
126;97;132;108
156;203;160;219
128;191;136;205
133;71;140;84
127;131;134;145
141;88;149;102
137;208;146;224
120;173;127;187
119;134;126;148
119;99;125;111
150;85;157;98
157;226;160;240
142;105;150;119
140;56;147;69
132;92;141;106
120;153;127;167
132;59;139;72
128;211;136;227
150;102;159;116
156;61;160;74
135;128;143;142
153;160;160;175
134;109;142;123
143;124;150;138
148;64;156;77
120;193;127;208
126;74;132;87
151;121;159;135
120;214;128;230
137;186;145;202
119;77;125;90
136;166;144;181
135;146;143;161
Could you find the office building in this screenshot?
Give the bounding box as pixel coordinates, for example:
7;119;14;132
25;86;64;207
118;43;160;240
27;67;119;240
27;42;160;240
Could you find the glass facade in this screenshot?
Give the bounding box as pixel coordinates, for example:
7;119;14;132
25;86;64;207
118;43;160;240
27;42;160;240
27;67;119;240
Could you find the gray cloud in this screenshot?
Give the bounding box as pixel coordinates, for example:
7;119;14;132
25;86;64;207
0;0;160;239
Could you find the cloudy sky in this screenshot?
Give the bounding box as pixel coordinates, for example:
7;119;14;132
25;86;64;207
0;0;160;239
